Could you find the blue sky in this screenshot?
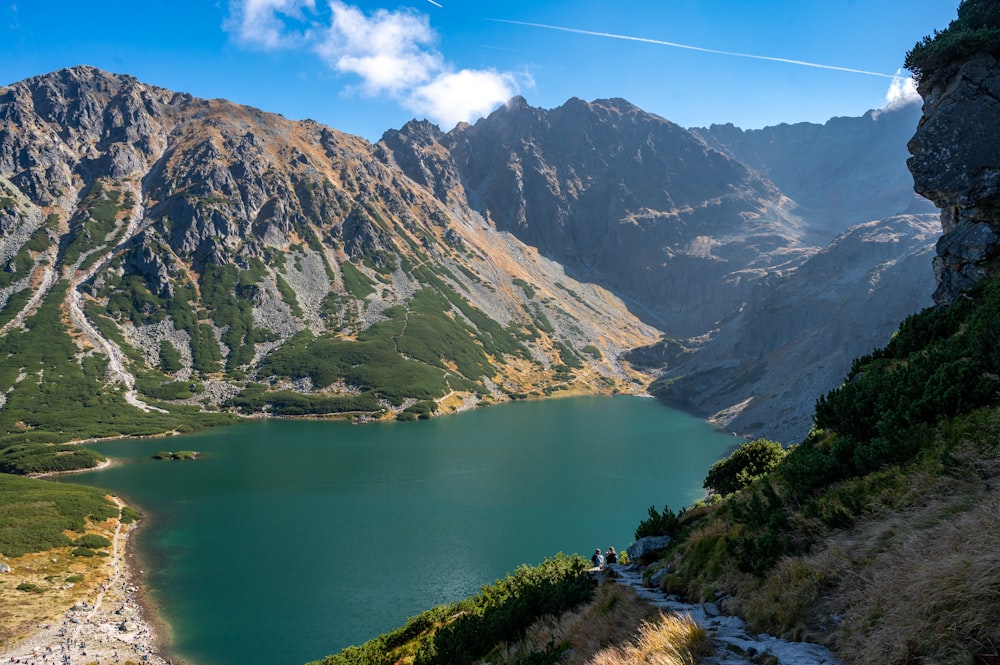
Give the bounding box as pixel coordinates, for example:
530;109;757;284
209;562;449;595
2;1;959;142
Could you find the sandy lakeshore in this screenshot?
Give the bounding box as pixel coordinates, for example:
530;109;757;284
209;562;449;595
0;496;174;665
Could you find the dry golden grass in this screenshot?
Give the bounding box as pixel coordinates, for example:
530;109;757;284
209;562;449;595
0;514;119;650
485;582;711;665
734;430;1000;665
835;489;1000;665
588;613;711;665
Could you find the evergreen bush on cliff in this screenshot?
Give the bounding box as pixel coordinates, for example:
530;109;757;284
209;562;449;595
905;0;1000;82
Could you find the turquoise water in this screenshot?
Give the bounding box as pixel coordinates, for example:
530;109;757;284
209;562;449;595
65;396;737;665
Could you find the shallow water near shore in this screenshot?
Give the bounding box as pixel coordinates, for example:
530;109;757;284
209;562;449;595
64;396;737;665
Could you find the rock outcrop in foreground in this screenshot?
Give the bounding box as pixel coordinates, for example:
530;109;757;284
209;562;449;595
908;52;1000;304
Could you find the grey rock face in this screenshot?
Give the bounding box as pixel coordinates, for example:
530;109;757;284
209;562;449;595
382;96;811;337
627;535;672;562
652;214;938;443
908;52;1000;304
695;103;934;240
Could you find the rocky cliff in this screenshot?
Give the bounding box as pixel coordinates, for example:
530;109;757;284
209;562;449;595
381;96;812;337
693;104;936;240
907;52;1000;304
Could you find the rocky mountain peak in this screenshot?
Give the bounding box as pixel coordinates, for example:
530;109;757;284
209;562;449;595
0;65;943;445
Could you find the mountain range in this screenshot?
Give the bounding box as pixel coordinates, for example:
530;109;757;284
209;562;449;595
0;66;939;443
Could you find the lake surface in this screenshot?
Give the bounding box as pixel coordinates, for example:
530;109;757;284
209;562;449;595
66;396;738;665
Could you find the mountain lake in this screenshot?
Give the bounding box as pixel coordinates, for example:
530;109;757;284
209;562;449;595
60;396;739;665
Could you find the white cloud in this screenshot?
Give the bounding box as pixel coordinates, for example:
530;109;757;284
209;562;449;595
225;0;523;128
408;69;519;129
225;0;316;50
315;2;440;95
883;69;921;111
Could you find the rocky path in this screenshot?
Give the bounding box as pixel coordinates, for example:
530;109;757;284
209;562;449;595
606;565;842;665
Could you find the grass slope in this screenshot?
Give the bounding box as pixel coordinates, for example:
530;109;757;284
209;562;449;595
0;473;120;558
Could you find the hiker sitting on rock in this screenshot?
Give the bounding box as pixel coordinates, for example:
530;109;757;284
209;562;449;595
605;546;618;565
592;548;605;569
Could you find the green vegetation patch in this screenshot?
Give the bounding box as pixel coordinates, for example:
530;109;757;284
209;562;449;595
340;260;376;299
314;554;594;665
61;182;122;265
0;242;39;289
226;383;383;416
411;265;529;362
0;282;235;445
512;278;536;299
199;261;277;370
396;289;494;381
153;450;198;460
0;473;119;558
274;273;304;318
256;322;452;409
704;438;787;497
73;534;112;549
0;443;105;475
158;340;183;373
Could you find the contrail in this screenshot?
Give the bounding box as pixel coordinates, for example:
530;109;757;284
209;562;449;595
492;19;897;79
427;0;443;7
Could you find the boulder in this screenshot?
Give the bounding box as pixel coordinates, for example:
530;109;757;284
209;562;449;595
627;535;671;562
0;561;11;573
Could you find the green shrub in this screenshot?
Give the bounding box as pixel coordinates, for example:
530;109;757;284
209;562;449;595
704;438;787;496
71;547;97;557
65;574;84;583
73;534;112;549
634;504;679;540
159;340;183;373
17;582;42;593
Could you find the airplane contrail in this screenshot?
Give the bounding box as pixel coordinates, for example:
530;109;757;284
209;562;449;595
492;19;897;79
427;0;443;7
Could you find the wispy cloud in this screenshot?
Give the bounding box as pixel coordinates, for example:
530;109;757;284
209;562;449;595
225;0;523;128
226;0;317;49
493;19;898;79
